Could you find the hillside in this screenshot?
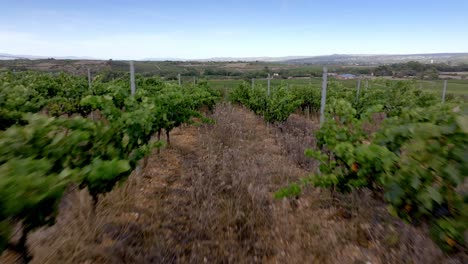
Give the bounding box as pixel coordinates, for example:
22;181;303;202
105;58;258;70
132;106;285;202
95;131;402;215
283;53;468;65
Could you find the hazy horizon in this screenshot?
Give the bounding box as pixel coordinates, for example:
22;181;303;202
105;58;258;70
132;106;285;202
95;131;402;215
1;0;467;60
2;52;468;62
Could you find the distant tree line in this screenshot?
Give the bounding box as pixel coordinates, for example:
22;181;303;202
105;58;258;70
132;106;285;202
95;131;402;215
373;61;468;79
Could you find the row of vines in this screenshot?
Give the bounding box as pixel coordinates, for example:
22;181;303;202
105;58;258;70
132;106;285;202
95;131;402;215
231;79;467;252
0;71;221;262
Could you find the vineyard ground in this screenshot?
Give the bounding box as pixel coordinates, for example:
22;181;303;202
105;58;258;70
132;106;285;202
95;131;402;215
1;104;465;264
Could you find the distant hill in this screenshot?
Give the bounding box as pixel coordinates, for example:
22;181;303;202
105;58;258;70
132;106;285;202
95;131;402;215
282;53;468;65
0;53;97;60
0;53;28;60
141;56;312;62
195;56;312;62
145;53;468;64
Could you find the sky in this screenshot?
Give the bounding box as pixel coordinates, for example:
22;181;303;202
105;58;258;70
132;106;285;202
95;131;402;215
0;0;467;60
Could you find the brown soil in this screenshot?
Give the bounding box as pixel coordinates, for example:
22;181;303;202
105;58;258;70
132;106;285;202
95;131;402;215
1;104;465;264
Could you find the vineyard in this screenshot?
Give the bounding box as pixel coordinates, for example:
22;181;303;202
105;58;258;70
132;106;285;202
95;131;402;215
232;78;467;252
0;71;220;262
0;70;467;263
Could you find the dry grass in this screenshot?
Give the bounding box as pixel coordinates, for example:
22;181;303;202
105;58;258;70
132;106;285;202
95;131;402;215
181;103;305;263
1;103;466;264
273;113;320;170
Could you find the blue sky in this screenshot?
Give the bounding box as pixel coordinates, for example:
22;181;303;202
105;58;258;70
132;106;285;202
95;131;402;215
0;0;467;59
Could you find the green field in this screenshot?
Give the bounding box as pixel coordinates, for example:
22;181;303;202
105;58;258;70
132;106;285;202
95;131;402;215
415;80;468;95
198;78;468;96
